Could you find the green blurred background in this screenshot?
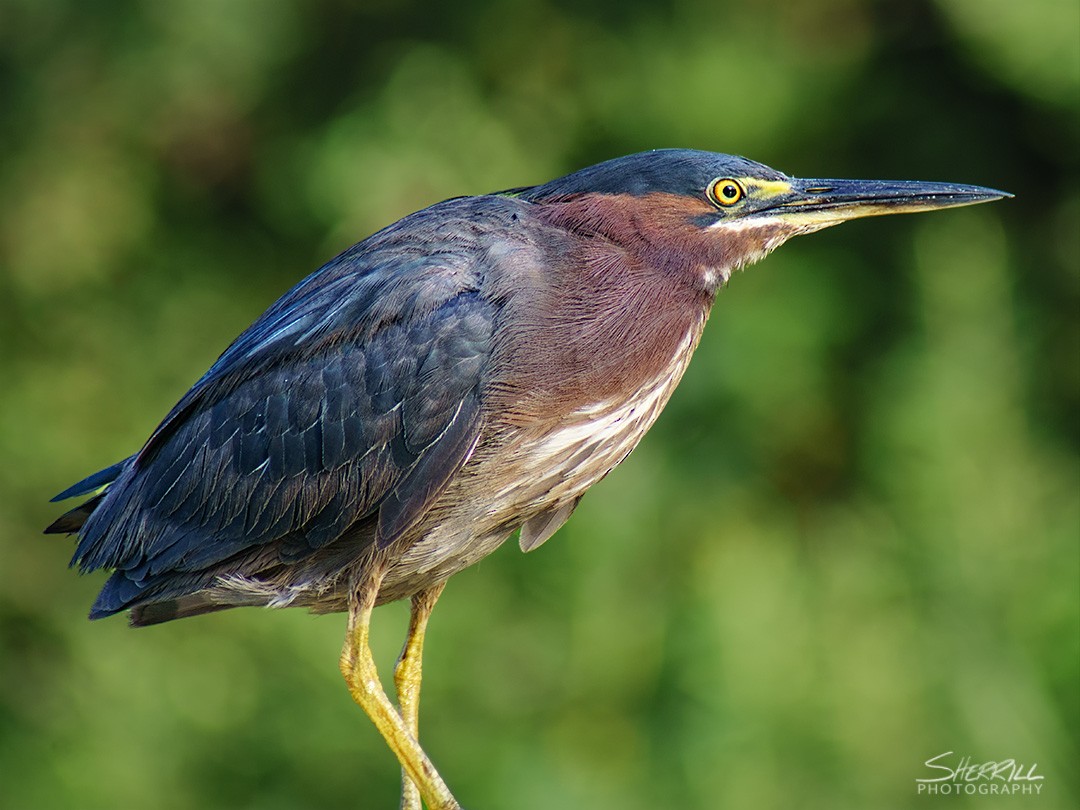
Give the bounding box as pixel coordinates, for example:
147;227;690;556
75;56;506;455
1;1;1076;808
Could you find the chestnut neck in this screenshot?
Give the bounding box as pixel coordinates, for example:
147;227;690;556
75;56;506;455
533;191;760;299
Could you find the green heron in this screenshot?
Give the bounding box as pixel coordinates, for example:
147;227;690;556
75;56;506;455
47;149;1008;809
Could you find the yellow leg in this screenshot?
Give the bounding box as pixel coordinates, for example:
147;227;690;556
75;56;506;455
394;583;447;810
340;573;461;810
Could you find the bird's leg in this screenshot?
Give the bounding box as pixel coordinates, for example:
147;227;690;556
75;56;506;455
340;572;461;810
394;582;447;810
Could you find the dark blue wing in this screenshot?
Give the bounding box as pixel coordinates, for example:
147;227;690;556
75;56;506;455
58;202;500;617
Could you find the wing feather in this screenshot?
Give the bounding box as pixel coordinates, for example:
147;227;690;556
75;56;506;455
55;204;503;618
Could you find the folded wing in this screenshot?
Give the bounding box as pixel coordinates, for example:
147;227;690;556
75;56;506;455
51;223;497;618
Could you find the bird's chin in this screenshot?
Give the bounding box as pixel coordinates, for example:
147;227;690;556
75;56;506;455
702;219;821;291
716;215;846;236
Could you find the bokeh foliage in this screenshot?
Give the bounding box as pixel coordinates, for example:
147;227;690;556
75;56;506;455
0;1;1076;808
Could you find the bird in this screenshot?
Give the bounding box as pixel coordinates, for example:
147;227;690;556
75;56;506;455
47;149;1008;810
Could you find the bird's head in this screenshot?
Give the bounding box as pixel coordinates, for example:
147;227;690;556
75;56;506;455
520;149;1009;293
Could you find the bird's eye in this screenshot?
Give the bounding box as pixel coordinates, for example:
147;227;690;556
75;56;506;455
709;178;745;207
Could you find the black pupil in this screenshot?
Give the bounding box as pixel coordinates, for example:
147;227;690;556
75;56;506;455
722;184;738;199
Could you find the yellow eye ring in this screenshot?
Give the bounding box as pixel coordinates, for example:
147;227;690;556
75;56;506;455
709;178;744;207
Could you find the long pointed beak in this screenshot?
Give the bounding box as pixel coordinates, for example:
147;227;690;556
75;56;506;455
762;177;1012;227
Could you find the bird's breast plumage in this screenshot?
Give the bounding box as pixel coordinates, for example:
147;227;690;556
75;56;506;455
379;321;704;599
489;326;700;513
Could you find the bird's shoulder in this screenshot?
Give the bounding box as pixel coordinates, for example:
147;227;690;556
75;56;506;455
200;195;534;388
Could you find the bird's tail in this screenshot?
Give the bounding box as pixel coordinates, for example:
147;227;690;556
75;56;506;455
43;455;134;535
129;597;236;627
44;493;107;534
